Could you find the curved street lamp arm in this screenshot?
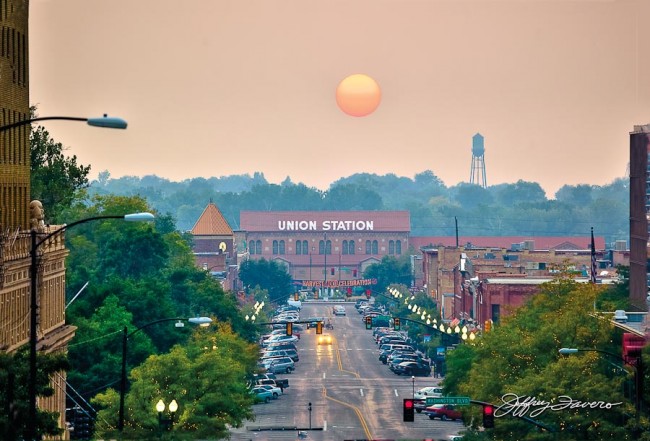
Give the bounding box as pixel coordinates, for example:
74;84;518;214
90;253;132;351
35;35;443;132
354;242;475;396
0;116;87;131
0;115;128;132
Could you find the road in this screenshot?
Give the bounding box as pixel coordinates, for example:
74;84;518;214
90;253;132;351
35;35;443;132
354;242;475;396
230;302;465;441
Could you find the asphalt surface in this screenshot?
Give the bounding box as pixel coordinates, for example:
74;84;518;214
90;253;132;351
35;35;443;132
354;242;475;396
229;302;465;441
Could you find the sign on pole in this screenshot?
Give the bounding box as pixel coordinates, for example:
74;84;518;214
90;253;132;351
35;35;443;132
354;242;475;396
426;396;470;406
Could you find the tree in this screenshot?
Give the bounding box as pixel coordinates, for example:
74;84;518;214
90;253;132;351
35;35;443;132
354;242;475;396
362;256;412;293
92;324;258;439
446;277;647;440
239;258;292;304
30;108;91;223
0;349;69;440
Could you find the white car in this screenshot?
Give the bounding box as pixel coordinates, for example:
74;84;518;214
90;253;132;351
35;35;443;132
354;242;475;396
256;384;282;398
414;386;443;400
333;306;346;316
263;335;298;346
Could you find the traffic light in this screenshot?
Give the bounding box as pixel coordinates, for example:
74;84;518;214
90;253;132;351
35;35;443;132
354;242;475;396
365;316;372;330
316;321;323;334
403;398;415;422
366;289;371;299
294;292;299;301
347;287;352;297
484;320;492;332
286;322;293;336
482;404;495;428
393;318;401;331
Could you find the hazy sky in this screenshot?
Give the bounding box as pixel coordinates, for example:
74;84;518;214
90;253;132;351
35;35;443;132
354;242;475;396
29;0;649;198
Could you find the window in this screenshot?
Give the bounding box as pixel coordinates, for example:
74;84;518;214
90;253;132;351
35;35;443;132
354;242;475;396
349;240;355;255
389;240;395;255
296;240;303;255
279;240;285;255
372;240;378;254
396;240;401;255
320;240;331;255
273;240;278;254
256;240;262;255
365;240;371;254
249;240;255;255
343;240;349;255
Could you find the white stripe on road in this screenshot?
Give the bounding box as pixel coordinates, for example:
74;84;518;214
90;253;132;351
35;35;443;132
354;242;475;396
394;389;399;397
360;388;364;397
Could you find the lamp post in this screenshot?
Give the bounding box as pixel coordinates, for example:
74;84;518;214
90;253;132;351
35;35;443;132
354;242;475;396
156;399;178;438
28;212;153;441
559;347;643;422
0;114;127;132
118;316;212;433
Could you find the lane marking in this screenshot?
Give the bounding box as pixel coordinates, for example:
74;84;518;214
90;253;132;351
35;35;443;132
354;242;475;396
360;388;364;397
323;387;373;441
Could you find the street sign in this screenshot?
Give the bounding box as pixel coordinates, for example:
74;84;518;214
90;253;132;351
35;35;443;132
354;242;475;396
426;396;470;406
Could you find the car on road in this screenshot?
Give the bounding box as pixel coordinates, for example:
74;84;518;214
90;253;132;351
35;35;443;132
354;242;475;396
333;305;346;316
424;404;463;421
306;317;324;329
317;334;333;345
251;386;274;403
392;361;431;376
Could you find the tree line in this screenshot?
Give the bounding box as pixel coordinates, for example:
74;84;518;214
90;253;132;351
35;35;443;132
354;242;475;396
88;171;629;245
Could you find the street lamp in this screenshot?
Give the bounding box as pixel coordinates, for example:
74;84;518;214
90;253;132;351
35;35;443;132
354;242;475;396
559;347;643;422
119;316;212;433
0;114;128;132
28;212;153;441
156;399;178;436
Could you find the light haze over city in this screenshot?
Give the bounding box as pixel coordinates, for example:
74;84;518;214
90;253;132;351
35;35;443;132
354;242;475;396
29;0;649;197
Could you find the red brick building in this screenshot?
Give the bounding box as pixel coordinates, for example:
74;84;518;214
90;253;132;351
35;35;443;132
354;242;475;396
236;211;410;292
190;202;235;288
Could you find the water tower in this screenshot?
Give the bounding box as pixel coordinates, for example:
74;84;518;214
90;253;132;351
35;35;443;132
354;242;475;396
469;133;487;188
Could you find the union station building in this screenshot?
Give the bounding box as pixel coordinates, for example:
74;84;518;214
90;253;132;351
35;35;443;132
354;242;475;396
236;210;411;291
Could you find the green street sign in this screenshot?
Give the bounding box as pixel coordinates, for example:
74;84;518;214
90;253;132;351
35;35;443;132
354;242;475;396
426;396;470;406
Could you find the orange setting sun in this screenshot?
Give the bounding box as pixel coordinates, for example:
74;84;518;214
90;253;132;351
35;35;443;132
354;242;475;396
335;74;381;117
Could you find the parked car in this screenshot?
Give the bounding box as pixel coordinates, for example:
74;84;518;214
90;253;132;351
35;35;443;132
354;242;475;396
256;384;282;398
424;404;463;421
264;342;297;352
392;361;431;376
251;387;274;403
263;356;295;374
254;374;289;390
414;386;443;400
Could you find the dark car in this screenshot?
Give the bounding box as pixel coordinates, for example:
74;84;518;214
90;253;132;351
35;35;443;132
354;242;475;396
306;317;324;329
392;361;431;376
424;404;463;421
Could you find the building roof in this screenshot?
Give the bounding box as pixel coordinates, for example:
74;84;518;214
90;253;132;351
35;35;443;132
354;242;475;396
411;236;607;251
190;202;233;236
240;211;410;232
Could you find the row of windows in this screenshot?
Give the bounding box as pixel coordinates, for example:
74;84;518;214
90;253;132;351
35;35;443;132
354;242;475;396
0;108;29;165
248;239;402;256
1;26;28;86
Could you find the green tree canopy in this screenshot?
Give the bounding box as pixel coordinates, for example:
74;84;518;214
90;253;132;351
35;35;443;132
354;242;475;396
239;258;292;304
92;324;258;440
446;277;648;440
30;108;91;223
